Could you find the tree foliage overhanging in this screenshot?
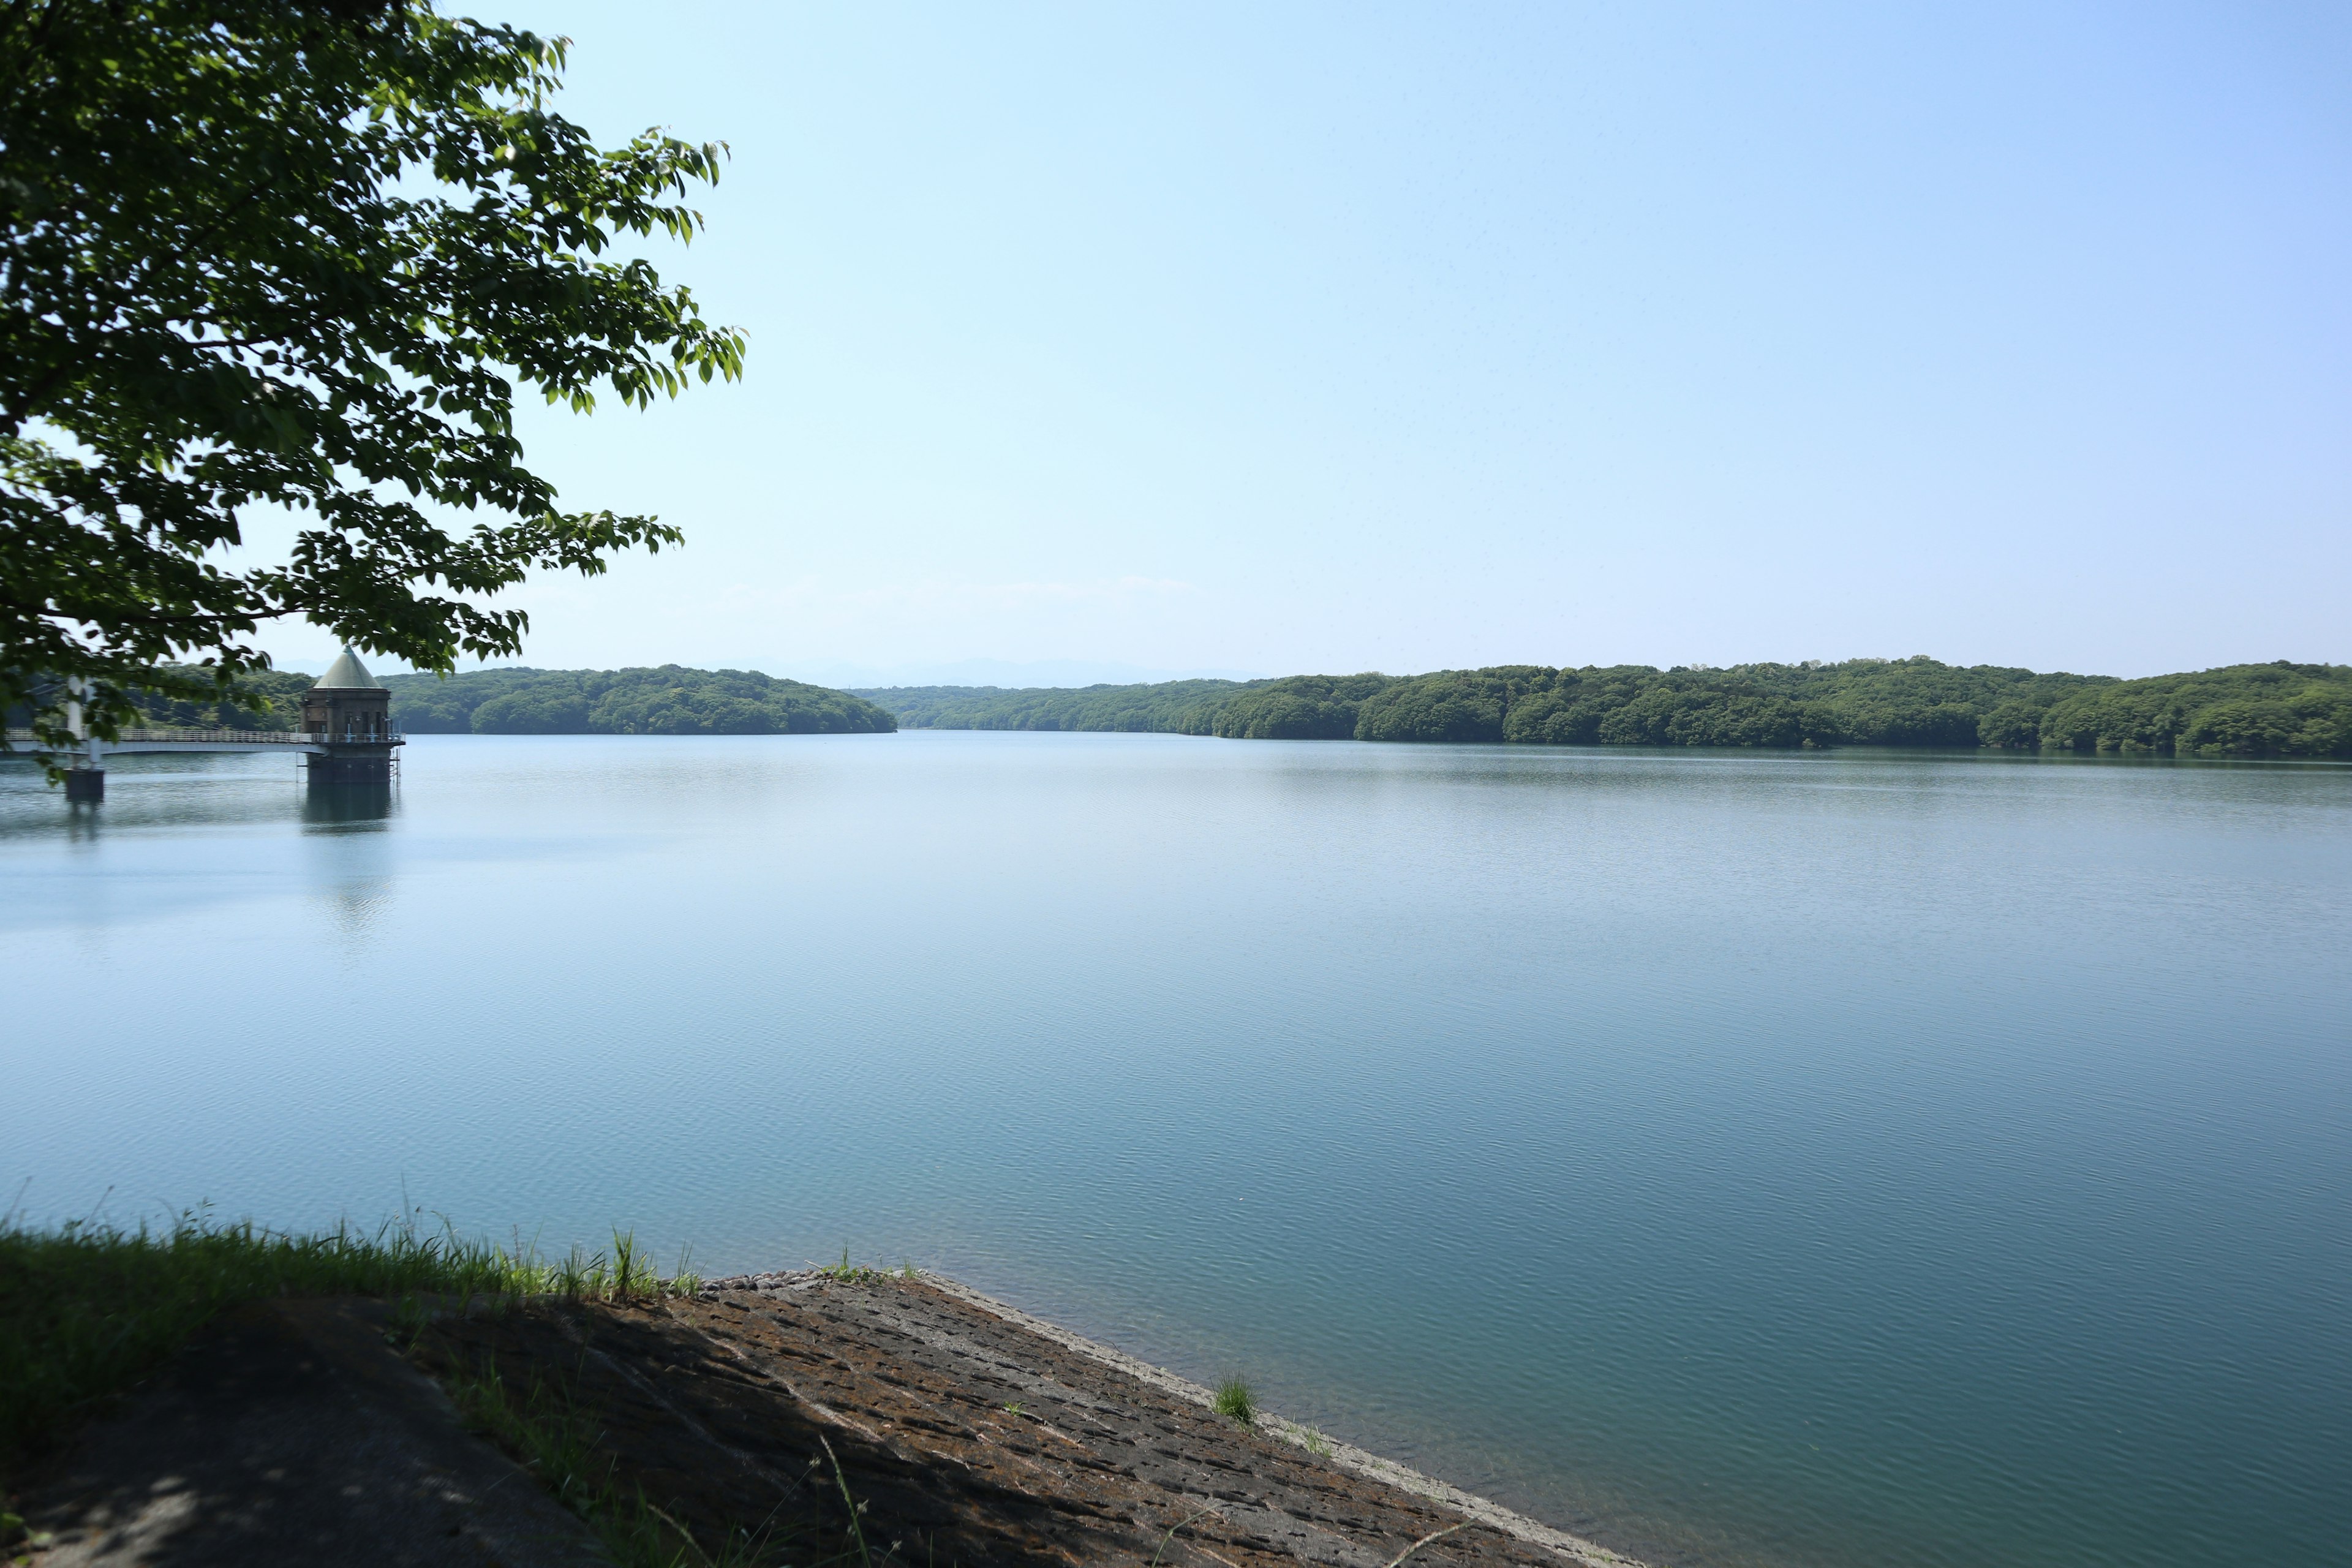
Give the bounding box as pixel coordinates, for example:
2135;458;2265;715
859;658;2352;759
1;0;744;758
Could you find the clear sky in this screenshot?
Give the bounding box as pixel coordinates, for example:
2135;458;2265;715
270;1;2350;684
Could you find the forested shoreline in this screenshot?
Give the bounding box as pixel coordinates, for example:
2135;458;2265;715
383;666;895;735
126;666;895;736
861;658;2352;758
116;657;2350;757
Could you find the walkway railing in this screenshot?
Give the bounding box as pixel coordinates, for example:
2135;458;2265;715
4;726;404;747
118;729;328;744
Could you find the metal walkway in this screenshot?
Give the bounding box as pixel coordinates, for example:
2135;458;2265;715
4;726;405;759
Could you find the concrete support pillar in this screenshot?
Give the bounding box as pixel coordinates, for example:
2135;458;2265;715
309;748;393;785
61;676;106;797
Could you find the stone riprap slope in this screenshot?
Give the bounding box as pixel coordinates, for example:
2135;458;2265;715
424;1270;1647;1568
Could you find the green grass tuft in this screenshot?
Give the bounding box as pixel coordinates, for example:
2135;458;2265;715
1281;1420;1334;1457
1212;1375;1256;1427
818;1434;875;1568
816;1247;889;1285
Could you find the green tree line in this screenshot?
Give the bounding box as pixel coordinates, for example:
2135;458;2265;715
859;658;2352;758
385;667;894;734
863;680;1247;735
115;666;894;736
123;668;316;731
101;658;2348;756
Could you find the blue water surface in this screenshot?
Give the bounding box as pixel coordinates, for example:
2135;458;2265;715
2;732;2345;1568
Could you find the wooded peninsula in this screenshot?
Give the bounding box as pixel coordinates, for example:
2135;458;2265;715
132;658;2351;758
134;665;899;737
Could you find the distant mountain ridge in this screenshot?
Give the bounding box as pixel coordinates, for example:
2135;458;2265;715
856;658;2352;758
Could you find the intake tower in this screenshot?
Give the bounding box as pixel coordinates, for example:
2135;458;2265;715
301;649;403;785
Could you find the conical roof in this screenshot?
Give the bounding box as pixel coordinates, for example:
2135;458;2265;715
312;647;382;690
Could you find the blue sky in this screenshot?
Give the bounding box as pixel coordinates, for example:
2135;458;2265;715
277;1;2349;684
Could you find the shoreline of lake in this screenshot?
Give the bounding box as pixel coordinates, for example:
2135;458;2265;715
903;1268;1652;1567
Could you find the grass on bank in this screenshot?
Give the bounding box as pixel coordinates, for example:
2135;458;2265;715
443;1354;797;1568
1278;1420;1335;1458
0;1204;697;1482
1213;1375;1256;1427
813;1250;924;1286
816;1247;891;1285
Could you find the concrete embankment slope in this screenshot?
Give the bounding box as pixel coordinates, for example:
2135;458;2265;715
911;1272;1646;1568
26;1271;1651;1568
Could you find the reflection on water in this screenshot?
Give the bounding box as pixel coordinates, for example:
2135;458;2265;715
301;781;396;829
0;753;305;839
301;783;398;940
0;753;397;933
1;734;2347;1568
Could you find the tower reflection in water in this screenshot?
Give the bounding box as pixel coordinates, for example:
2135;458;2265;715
301;780;394;828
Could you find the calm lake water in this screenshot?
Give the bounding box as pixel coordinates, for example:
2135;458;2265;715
3;733;2346;1568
